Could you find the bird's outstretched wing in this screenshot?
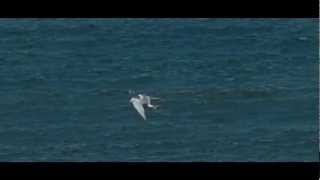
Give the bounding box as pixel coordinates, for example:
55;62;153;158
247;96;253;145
131;100;146;120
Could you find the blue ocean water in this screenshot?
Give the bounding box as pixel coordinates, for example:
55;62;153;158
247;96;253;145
0;18;318;161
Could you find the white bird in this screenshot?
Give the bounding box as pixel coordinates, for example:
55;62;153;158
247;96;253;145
129;94;158;120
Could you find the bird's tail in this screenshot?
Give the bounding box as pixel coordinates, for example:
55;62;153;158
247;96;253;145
149;105;159;109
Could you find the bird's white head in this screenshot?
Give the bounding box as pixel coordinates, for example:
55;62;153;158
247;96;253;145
138;94;143;99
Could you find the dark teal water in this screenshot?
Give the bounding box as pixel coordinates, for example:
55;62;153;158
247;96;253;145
0;19;318;161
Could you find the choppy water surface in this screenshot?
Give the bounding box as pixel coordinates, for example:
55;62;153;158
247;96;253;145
0;18;317;161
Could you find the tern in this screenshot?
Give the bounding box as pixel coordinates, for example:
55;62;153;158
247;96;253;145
129;94;158;120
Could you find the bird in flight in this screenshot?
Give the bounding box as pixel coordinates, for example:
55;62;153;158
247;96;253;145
129;94;159;120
